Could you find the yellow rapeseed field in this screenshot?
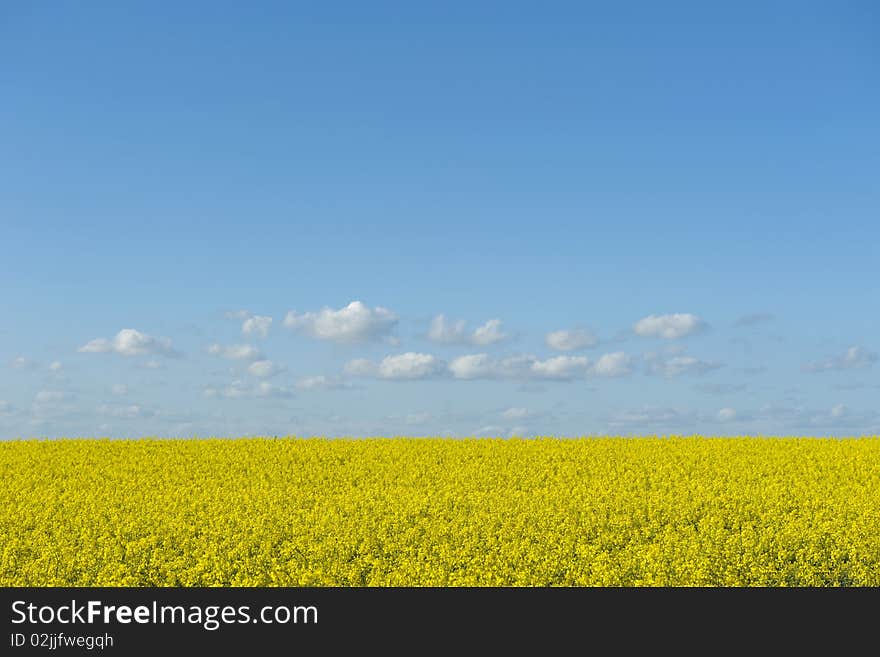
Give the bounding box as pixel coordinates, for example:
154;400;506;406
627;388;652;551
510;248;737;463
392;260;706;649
2;437;879;586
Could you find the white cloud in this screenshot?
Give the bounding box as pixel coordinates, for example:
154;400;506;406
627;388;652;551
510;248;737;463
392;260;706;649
97;404;155;419
295;376;353;391
140;360;163;370
831;404;846;418
717;407;737;422
545;328;598;351
448;353;589;381
427;315;507;346
448;354;496;379
530;356;590;380
633;314;706;339
283;301;398;344
247;359;285;378
203;380;293;400
448;354;524;380
207;343;263;361
472;319;507;345
344;352;446;380
79;329;178;358
378;353;445;380
591;352;632;377
242;315;272;338
803;346;878;373
254;382;293;399
111;384;129;396
427;315;468;343
48;361;63;372
502;407;530;420
508;426;529;437
645;353;722;377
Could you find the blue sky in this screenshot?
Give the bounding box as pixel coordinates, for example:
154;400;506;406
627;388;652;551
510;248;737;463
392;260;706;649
2;1;878;438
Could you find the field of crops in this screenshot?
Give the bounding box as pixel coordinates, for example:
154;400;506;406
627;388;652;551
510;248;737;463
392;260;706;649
2;437;880;586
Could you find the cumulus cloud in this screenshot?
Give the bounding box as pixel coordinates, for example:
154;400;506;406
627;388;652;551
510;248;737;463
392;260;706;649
530;356;591;380
472;319;507;346
295;375;353;391
283;301;398;344
242;315;272;338
545;329;598;351
448;354;497;380
79;329;179;358
734;313;775;327
448;353;590;381
379;353;445;380
803;346;878;373
427;315;467;343
645;353;722;377
344;353;445;380
9;356;36;370
831;404;846;418
591;352;633;377
427;315;508;346
207;343;263;361
203;380;294;400
716;407;737;422
527;355;586;380
247;359;285;378
111;384;129;396
633;314;706;339
48;361;63;372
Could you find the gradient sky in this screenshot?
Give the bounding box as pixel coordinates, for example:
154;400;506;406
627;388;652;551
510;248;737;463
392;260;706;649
2;2;878;438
